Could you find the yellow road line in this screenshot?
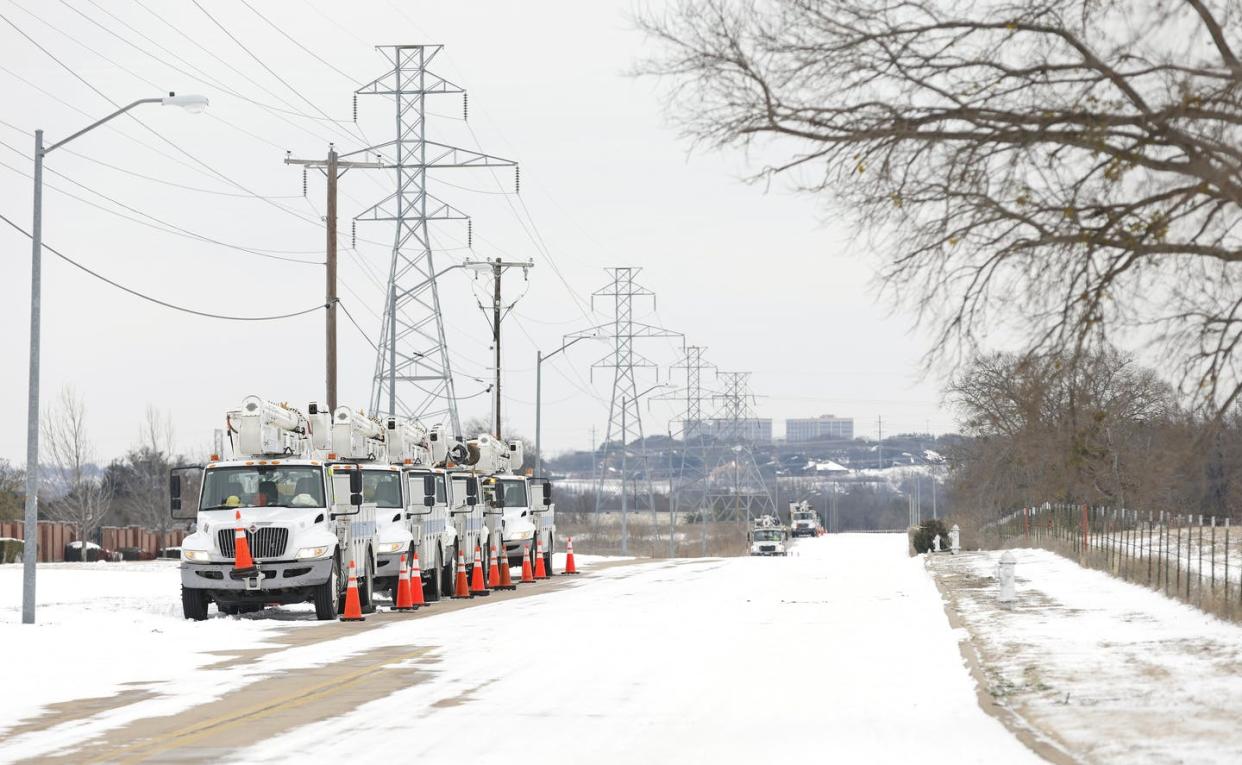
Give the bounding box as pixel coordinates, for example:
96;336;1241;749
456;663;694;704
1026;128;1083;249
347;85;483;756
77;646;433;765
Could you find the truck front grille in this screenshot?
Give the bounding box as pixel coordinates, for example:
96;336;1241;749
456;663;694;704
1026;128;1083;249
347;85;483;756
217;528;290;559
760;545;775;552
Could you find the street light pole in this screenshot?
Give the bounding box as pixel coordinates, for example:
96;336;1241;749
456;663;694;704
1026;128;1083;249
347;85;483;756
21;129;44;626
21;93;208;625
533;334;594;476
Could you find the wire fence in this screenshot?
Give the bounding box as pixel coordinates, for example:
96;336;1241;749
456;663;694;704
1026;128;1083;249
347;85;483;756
987;504;1239;622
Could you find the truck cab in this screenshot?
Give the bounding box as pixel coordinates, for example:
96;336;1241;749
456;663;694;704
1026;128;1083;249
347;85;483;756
448;470;488;582
489;475;556;571
404;466;462;600
748;514;788;556
173;396;379;621
789;500;821;537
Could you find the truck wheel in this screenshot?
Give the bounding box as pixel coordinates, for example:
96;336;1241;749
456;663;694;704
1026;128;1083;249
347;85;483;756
543;534;554;575
182;586;209;621
313;557;341;621
424;546;440;602
442;544;457;595
360;553;376;613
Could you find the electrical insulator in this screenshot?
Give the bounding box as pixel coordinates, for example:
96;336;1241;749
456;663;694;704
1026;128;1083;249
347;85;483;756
514;166;520;194
467;219;473;248
352;93;358;122
302;168;308;197
463;92;469;121
351;220;357;249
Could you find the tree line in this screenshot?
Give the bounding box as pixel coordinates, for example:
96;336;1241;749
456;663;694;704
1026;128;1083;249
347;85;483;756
0;386;187;553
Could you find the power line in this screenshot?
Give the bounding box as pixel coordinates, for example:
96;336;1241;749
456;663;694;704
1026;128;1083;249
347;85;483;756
189;0;367;146
238;0;360;86
0;211;326;321
0;144;324;265
0;7;330;229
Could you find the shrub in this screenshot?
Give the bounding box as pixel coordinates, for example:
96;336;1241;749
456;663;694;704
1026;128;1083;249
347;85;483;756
911;518;951;553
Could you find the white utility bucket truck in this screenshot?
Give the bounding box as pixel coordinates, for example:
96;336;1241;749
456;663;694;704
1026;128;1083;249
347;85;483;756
789;500;822;538
171;396;378;620
748;514;789;556
462;433;556;572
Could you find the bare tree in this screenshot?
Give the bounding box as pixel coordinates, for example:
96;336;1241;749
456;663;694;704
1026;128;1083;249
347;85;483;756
0;459;23;522
947;349;1185;516
42;386;112;559
638;0;1242;411
126;406;177;540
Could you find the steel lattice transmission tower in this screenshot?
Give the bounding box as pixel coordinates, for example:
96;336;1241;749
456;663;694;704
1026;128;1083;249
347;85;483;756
353;45;515;433
567;268;681;529
653;344;717;554
705;371;776;524
654;347;714;502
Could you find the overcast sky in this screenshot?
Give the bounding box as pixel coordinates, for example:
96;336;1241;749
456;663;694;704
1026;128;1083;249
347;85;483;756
0;0;954;464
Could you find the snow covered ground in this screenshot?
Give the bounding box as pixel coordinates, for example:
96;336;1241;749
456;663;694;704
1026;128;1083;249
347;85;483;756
929;549;1242;764
1;536;1038;764
0;553;603;738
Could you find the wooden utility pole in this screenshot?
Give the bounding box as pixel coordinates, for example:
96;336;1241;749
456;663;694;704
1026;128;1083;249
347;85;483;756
464;258;532;440
285;146;383;411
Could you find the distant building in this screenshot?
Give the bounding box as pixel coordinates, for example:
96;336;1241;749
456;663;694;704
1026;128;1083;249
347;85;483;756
683;418;772;443
786;414;854;441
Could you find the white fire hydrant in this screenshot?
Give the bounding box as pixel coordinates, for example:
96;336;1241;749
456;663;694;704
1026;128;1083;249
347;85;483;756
932;533;942;553
997;550;1017;607
949;524;961;555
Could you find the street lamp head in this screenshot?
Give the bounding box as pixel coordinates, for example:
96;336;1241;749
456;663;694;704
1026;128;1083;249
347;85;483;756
162;93;209;113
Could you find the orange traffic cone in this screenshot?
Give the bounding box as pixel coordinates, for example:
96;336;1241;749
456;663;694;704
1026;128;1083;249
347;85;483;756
409;550;427;607
340;560;365;621
451;550;471;599
487;544;501;588
496;545;516;590
520;544;535;583
392;554;416;612
229;510;258;579
562;536;580;575
470;544;490;596
533;537;549;579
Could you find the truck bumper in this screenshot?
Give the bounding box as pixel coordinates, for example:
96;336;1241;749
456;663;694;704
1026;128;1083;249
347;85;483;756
181;559;333;601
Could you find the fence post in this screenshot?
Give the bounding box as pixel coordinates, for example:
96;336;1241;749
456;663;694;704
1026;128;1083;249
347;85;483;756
1211;516;1216;600
1191;514;1198;603
1147;512;1153;587
1226;518;1232;619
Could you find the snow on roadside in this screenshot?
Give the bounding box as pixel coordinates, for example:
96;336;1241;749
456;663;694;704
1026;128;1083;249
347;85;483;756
0;552;623;750
0;561;303;732
929;549;1242;764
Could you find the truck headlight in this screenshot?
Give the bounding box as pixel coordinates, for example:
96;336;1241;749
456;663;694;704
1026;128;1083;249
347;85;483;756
182;549;210;562
377;542;404;554
296;546;330;559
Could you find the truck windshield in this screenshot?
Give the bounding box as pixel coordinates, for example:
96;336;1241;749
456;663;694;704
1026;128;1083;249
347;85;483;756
363;471;402;508
794;513;814;521
754;530;782;541
201;466;324;509
497;479;528;507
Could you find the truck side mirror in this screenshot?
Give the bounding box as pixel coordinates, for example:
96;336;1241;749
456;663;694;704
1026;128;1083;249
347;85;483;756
168;466;202;520
423;474;436;507
349;469;363;507
466;476;479;507
542;482;553;507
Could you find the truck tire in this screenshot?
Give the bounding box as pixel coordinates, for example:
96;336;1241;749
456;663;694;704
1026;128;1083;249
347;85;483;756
182;586;209;621
425;546;442;602
442;543;457;596
543;534;554;575
312;557;341;621
360;552;376;614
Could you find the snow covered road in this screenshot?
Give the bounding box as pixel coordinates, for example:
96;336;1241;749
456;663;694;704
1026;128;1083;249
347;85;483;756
1;535;1040;764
